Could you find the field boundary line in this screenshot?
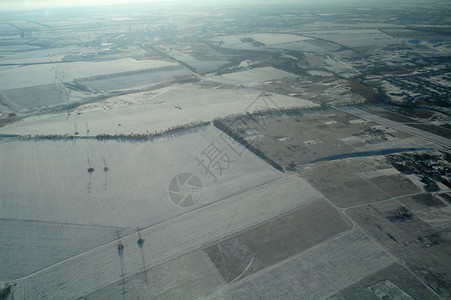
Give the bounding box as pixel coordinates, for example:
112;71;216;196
15;175;296;283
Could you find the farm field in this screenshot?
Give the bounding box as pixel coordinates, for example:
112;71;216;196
86;250;226;300
0;125;284;281
205;67;298;86
323;56;359;78
0;46;96;64
346;195;451;298
168;51;229;74
268;40;340;54
0;219;116;281
330;263;440;299
214;107;440;173
0;84;318;136
265;76;365;106
0;24;19;34
213;33;342;54
213;33;312;50
78;66;193;92
0;44;40;52
0;83;69;110
205;229;394;300
0;58;177;90
204;197;350;282
11;175;322;299
1;1;450;299
303;156;423;207
246;33;312;45
340;106;451;148
212;106;449;298
302;29;400;49
87;196;350;299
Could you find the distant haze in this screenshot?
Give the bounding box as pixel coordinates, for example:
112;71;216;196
0;0;421;11
1;0;150;10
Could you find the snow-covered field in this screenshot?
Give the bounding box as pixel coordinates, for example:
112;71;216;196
87;249;226;299
0;84;318;136
0;44;40;52
0;46;93;64
205;229;394;299
0;83;68;110
212;33;340;54
11;175;321;299
0;58;182;111
0;45;146;65
205;67;297;86
324;56;360;78
168;51;228;74
246;33;311;45
268;40;339;54
0;219;117;281
0;20;47;31
0;125;281;228
303;29;400;49
0;58;177;90
79;66;192;92
213;33;311;50
0;24;19;33
0;125;283;280
28;17;106;27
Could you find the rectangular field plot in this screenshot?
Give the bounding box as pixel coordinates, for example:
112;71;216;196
78;66;193;92
330;264;439;300
0;219;118;281
12;175;323;299
0;125;281;228
303;29;400;49
215;108;435;175
212;34;315;52
346;199;451;298
0;83;67;110
204;229;394;300
0;58;176;90
246;33;311;45
268;40;339;54
204;197;350;282
0;125;285;281
303;157;421;208
0;84;317;137
168;51;228;74
86;250;226;300
205;67;297;85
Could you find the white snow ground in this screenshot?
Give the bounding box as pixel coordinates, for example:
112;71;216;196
0;84;318;136
11;175;322;299
0;125;283;281
204;229;394;300
205;67;297;86
0;58;177;90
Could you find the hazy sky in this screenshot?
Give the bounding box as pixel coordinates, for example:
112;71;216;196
2;0;434;10
0;0;335;10
1;0;157;10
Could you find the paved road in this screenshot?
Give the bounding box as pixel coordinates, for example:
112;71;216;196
338;106;451;149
